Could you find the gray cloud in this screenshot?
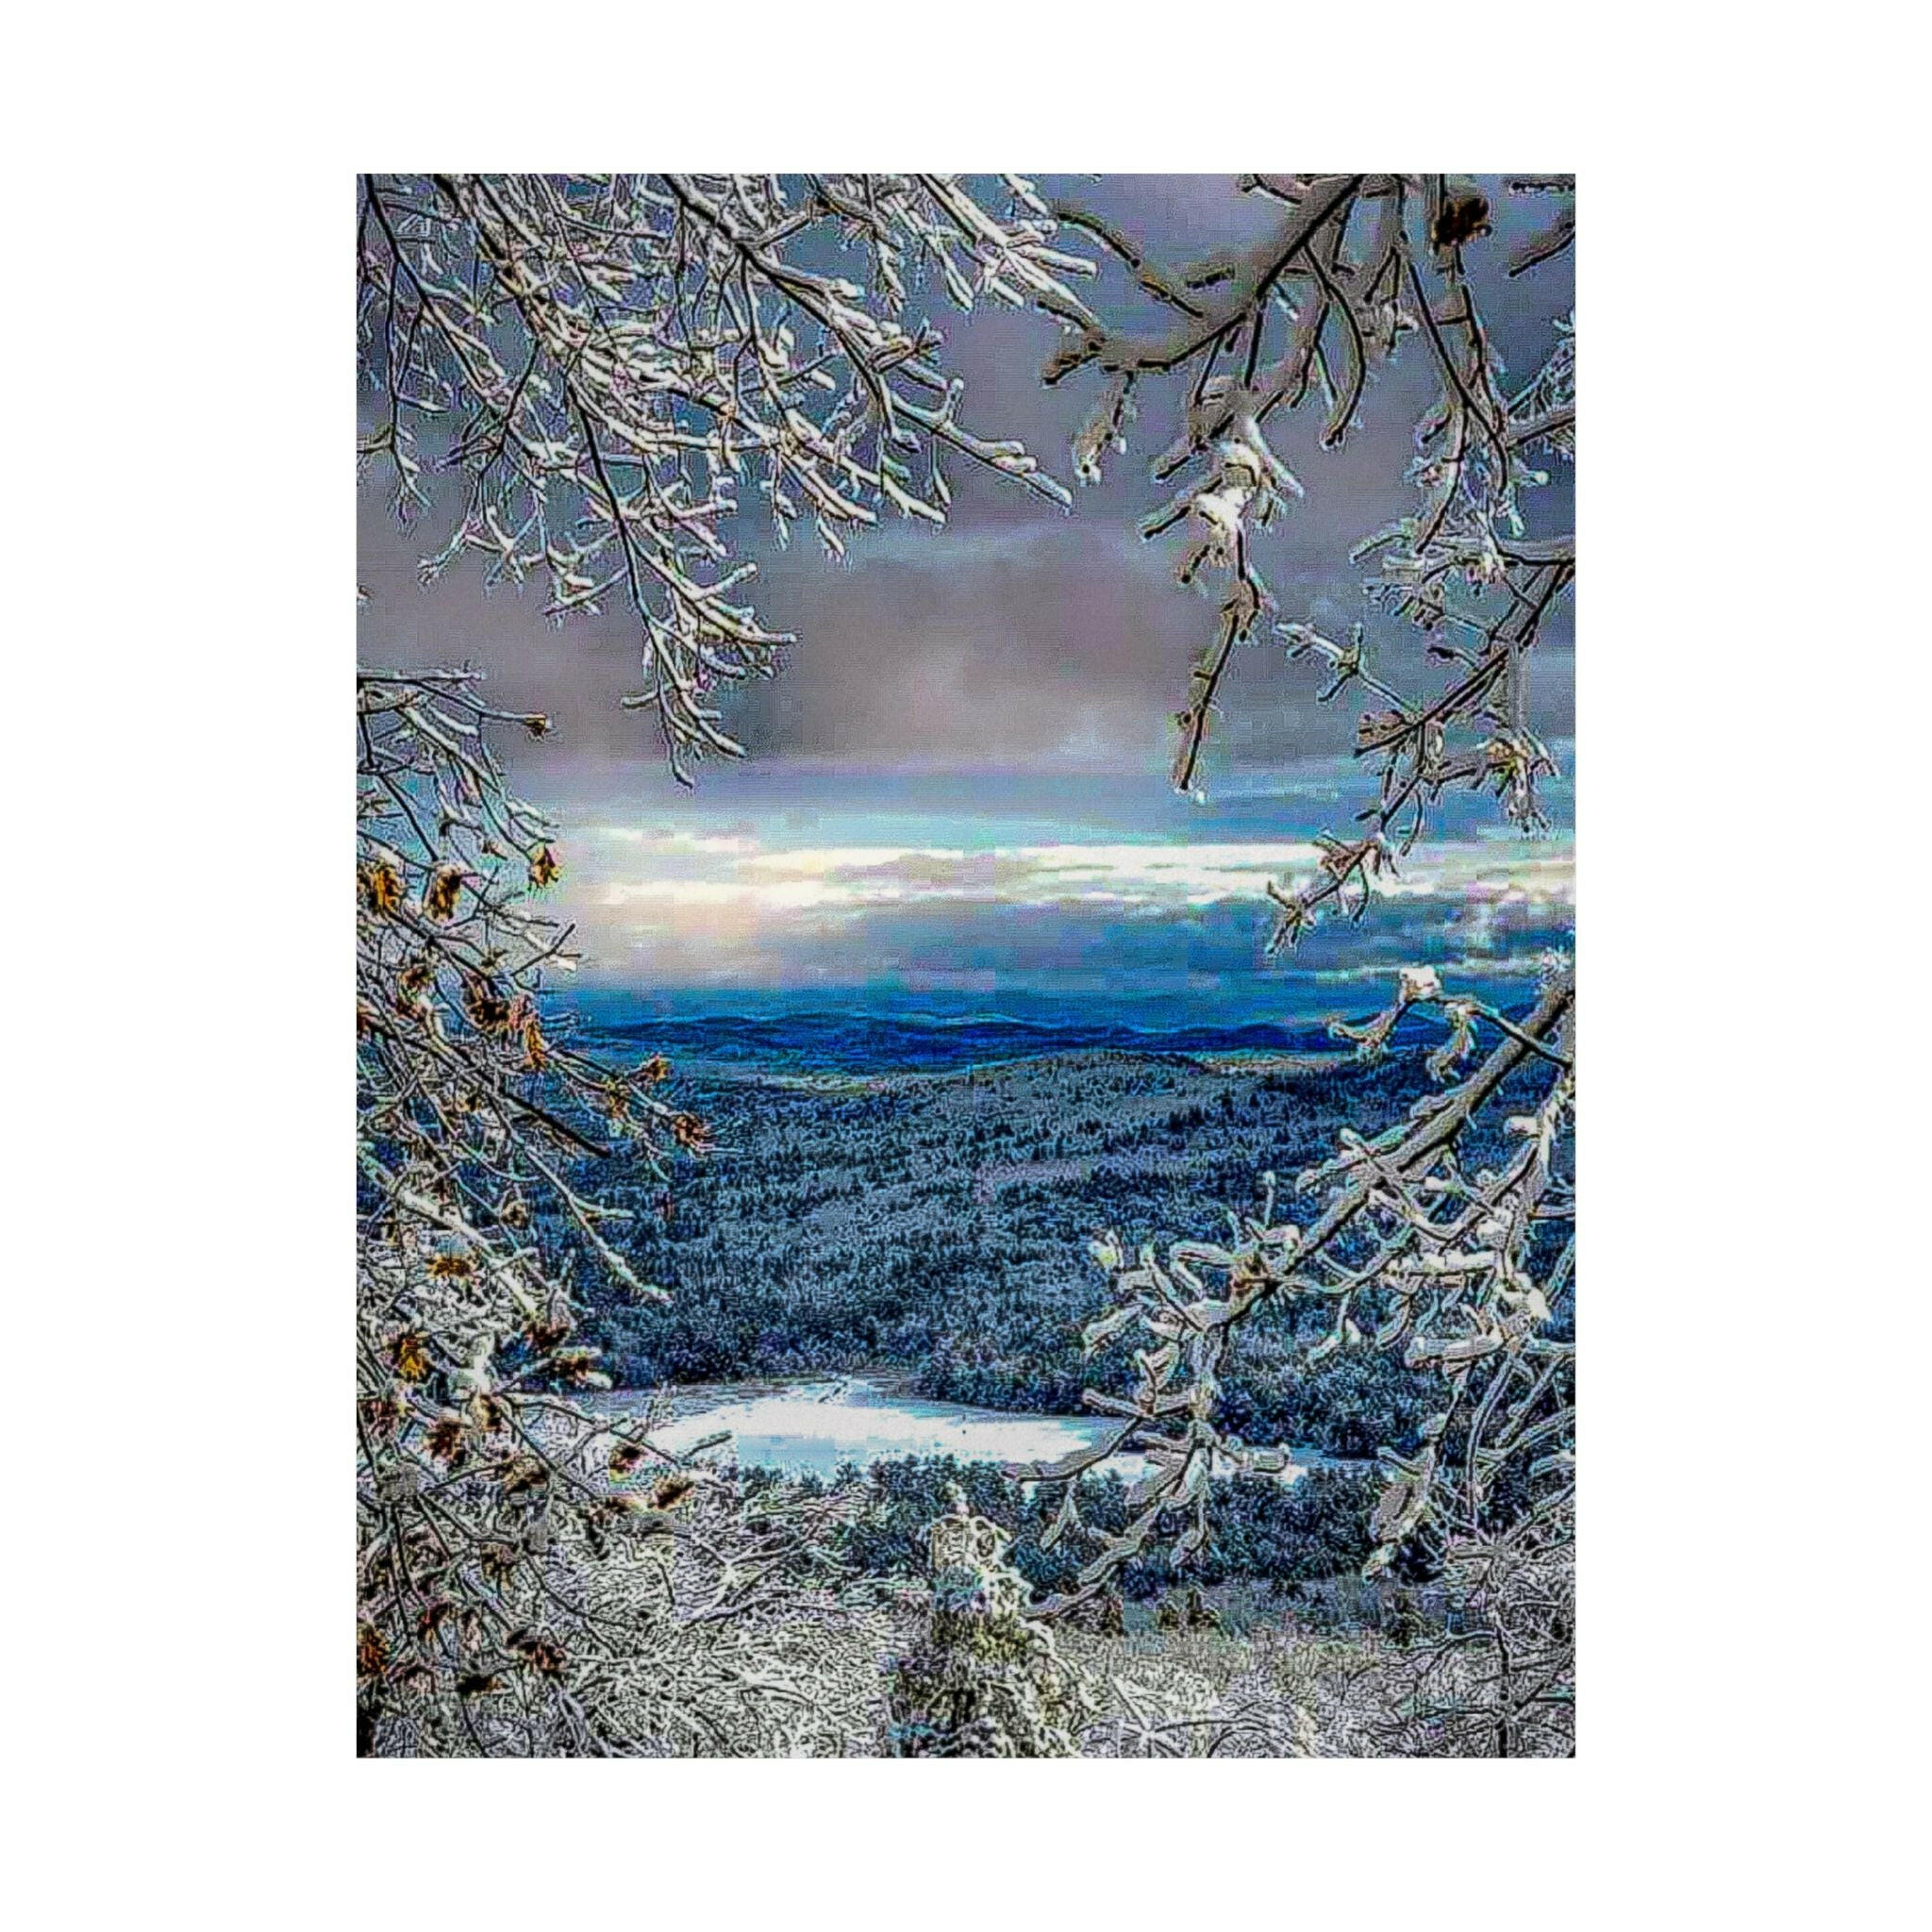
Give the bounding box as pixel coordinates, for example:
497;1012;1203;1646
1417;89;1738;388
555;809;1574;999
358;175;1574;808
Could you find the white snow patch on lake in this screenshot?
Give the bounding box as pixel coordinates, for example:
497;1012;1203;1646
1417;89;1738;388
584;1376;1324;1485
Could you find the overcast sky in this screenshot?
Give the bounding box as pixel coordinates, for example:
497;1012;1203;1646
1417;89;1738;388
357;175;1574;1022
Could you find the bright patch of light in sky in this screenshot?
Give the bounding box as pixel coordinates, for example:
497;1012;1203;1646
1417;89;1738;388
552;775;1574;1001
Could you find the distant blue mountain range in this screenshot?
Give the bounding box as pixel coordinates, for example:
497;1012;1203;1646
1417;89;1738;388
569;1004;1474;1074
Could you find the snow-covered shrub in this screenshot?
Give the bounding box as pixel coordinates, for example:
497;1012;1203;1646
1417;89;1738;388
884;1486;1092;1757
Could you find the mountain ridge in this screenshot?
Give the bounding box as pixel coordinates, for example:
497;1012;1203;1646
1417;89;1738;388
566;1005;1468;1074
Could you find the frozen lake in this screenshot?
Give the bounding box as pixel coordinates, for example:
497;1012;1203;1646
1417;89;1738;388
580;1375;1324;1485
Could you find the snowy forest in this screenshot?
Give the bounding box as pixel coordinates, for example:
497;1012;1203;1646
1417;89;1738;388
356;172;1576;1757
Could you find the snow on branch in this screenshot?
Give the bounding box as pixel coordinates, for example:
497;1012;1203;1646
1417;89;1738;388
358;174;1096;781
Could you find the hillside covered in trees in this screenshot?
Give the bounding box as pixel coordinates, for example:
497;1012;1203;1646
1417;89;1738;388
550;1009;1569;1461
